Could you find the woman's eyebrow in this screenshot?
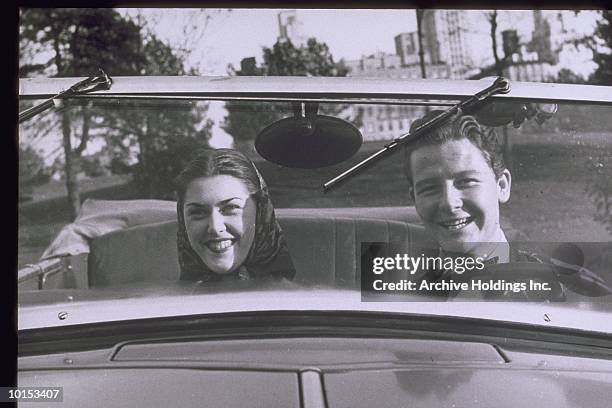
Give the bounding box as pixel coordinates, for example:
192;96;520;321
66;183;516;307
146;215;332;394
219;197;245;205
185;202;208;208
185;197;245;208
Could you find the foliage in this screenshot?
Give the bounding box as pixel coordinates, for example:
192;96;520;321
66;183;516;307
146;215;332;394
102;99;213;198
95;33;213;198
586;11;612;234
262;38;348;77
80;156;107;178
223;38;355;143
133;132;212;199
555;68;587;84
19;9;146;76
590;10;612;85
587;155;612;235
19;146;49;187
19;8;212;204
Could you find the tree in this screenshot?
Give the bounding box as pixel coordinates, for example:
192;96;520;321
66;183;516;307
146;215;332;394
19;8;147;220
98;33;212;198
590;10;612;85
487;10;504;77
19;146;49;201
19;9;212;211
416;9;427;79
586;11;612;236
223;38;354;144
555;68;587;84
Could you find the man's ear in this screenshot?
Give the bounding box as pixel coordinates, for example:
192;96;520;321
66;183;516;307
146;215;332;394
497;169;512;203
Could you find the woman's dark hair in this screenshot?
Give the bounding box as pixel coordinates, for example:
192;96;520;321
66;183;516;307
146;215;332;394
174;148;262;202
174;148;296;282
404;111;506;195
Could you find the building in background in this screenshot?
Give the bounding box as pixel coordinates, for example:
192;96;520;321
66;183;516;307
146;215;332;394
469;11;559;81
277;10;306;47
344;10;562;141
263;10;562;142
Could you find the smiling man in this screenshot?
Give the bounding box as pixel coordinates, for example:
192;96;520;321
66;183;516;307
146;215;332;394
404;111;512;262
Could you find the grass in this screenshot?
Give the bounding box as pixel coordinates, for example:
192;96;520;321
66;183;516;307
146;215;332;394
18;132;612;269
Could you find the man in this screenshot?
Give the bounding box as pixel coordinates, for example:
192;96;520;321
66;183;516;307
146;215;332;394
405;110;514;264
403;109;611;299
402;110;551;299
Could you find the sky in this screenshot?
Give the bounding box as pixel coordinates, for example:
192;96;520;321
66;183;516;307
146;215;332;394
119;8;418;75
117;9;599;77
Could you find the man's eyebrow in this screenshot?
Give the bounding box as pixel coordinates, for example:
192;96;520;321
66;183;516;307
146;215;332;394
414;177;438;189
453;170;481;177
414;171;481;188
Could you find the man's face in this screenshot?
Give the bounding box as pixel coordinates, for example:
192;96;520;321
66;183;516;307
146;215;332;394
410;139;511;256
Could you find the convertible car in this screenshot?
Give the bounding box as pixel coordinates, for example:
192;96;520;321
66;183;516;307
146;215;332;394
17;75;612;407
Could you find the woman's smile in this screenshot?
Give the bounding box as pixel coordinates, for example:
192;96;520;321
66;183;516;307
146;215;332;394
204;238;237;253
184;175;257;275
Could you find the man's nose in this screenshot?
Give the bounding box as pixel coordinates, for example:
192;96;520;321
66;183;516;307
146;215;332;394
207;210;226;233
439;183;462;211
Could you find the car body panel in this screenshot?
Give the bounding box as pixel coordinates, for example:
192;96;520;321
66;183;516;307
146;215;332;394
17;289;612;333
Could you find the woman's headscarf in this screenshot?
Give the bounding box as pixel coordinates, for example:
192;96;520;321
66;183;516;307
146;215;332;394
176;151;296;283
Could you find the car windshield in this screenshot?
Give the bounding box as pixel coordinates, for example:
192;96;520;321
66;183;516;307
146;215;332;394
17;8;612;332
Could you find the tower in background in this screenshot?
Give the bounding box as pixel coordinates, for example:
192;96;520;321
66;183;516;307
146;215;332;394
528;10;558;64
277;10;306;47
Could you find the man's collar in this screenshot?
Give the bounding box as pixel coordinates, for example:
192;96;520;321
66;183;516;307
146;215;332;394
438;229;510;264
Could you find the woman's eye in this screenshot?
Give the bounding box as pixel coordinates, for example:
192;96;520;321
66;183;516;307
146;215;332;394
187;210;205;219
221;204;242;215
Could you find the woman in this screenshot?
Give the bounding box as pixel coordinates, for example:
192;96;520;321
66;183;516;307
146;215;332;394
175;148;296;283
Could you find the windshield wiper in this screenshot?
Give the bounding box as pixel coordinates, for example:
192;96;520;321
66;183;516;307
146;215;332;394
323;76;510;191
18;69;112;123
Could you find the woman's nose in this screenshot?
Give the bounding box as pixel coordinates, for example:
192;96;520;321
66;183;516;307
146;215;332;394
439;183;462;211
207;210;226;233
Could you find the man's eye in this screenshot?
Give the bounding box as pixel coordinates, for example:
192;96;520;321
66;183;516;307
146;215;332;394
456;178;479;188
416;185;438;196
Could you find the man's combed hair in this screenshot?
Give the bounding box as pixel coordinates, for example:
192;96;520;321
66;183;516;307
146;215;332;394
404;110;506;195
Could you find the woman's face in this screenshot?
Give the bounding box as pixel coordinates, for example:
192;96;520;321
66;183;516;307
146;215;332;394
183;175;257;275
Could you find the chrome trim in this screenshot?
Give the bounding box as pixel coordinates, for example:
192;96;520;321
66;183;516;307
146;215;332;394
18;258;65;286
61;94;458;106
19;76;612;104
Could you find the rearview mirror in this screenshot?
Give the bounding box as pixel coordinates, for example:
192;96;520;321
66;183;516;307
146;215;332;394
255;102;363;168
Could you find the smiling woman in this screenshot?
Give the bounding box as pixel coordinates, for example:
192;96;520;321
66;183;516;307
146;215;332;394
174;148;296;283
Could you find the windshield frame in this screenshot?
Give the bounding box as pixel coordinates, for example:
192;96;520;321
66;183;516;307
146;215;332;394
19;76;612;105
17;76;612;332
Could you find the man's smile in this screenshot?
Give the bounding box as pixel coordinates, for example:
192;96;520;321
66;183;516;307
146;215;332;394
437;216;475;231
